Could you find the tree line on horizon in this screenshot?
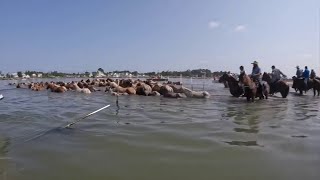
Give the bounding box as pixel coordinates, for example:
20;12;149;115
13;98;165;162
1;68;229;78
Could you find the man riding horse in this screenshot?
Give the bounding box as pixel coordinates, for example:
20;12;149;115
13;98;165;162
296;66;303;78
292;66;313;95
238;66;246;96
250;61;264;97
270;65;286;91
310;69;316;79
303;66;310;93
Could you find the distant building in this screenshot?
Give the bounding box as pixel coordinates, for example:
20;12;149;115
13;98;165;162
96;70;106;78
22;73;30;78
37;73;43;78
11;73;18;78
89;72;93;77
112;73;120;78
92;72;97;77
31;73;37;78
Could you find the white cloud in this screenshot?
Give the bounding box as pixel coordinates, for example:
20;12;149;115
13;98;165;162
208;21;220;29
234;25;246;32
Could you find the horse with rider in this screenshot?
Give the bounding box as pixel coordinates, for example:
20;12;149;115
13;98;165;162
292;66;320;95
238;61;270;101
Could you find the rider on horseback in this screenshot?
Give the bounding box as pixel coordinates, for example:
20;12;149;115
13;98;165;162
239;66;246;96
240;66;245;75
296;66;303;78
270;65;286;90
303;66;310;92
310;69;316;79
250;61;263;97
270;65;287;94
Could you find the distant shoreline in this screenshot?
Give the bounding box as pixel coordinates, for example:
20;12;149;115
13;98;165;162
0;76;220;81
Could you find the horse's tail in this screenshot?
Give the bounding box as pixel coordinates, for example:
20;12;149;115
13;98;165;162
281;82;289;98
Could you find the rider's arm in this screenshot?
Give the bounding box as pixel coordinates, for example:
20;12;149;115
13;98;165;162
280;70;286;77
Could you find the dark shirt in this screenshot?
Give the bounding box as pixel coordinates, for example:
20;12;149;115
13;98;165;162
303;69;310;78
310;71;316;79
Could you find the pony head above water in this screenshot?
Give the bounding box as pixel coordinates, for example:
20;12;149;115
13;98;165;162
262;72;272;83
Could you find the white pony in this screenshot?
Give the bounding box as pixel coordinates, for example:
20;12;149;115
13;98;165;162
181;87;210;98
71;83;91;94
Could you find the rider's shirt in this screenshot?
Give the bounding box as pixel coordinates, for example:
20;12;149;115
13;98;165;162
303;69;310;79
251;66;261;82
271;68;284;83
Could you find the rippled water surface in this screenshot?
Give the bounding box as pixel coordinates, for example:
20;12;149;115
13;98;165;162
1;78;320;180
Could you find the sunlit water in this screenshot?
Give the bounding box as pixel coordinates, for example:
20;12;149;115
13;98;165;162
0;78;320;180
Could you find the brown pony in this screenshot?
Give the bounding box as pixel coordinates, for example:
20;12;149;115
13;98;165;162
30;82;46;91
262;72;289;98
239;73;257;102
292;76;313;95
219;73;244;97
218;74;229;88
46;83;67;93
119;79;133;88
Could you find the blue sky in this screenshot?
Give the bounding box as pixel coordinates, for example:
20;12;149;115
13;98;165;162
0;0;319;76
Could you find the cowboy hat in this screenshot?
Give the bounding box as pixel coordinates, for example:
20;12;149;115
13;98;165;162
251;61;258;65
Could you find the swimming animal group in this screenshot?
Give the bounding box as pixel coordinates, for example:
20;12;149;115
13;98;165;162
10;78;210;99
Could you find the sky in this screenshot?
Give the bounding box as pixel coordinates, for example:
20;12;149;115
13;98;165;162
0;0;320;76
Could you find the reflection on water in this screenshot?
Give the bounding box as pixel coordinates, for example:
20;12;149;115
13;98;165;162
0;79;320;180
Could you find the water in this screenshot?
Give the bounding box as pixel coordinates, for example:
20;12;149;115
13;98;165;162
0;78;320;180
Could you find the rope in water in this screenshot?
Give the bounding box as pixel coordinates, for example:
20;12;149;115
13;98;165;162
64;104;111;128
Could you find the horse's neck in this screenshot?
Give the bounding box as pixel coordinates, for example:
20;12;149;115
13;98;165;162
263;74;271;83
227;76;238;83
243;75;253;86
73;84;81;90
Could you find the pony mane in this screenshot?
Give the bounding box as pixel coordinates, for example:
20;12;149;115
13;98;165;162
240;73;254;89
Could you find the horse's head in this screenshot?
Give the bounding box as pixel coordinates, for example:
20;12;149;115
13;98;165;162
77;82;84;88
202;91;210;98
83;83;89;88
46;83;54;90
68;82;77;90
219;73;229;83
262;72;271;82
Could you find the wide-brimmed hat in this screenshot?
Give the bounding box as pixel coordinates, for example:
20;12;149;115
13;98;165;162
296;66;299;68
251;61;258;65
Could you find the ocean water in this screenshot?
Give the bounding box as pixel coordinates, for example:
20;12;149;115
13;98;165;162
0;78;320;180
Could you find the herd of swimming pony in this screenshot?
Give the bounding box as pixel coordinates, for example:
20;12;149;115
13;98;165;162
219;61;320;101
7;60;320;102
10;78;210;99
